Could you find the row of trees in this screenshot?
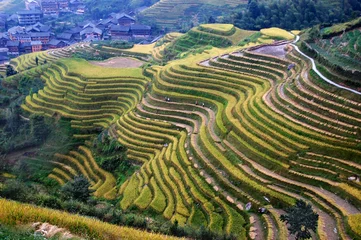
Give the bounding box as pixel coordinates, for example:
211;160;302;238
233;0;361;30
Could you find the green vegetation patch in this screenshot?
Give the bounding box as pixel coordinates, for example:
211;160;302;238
59;58;144;78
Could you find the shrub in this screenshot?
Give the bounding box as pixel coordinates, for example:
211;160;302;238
61;175;94;202
0;180;29;202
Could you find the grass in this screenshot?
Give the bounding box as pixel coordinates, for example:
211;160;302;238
322;17;361;36
59;58;144;78
0;199;181;240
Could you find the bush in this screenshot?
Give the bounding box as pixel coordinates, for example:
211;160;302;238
0;180;29;201
61;175;94;202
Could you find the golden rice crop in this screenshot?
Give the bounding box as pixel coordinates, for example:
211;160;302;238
0;198;182;240
260;27;295;40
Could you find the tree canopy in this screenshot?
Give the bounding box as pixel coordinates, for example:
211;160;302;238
233;0;361;30
280;199;319;240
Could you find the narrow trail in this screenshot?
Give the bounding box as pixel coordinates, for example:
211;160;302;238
291;36;361;96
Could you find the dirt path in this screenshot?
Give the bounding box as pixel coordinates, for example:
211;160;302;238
90;57;143;68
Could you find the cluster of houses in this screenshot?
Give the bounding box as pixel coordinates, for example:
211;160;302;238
0;10;152;63
25;0;85;15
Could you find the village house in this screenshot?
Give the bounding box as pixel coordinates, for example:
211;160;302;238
8;26;25;39
130;24;151;38
80;27;102;40
13;33;31;43
25;0;41;10
58;0;69;10
20;42;32;54
0;13;7;32
0;33;8;47
17;10;43;25
6;40;20;55
47;39;69;49
41;0;59;14
64;26;81;41
25;22;51;33
30;32;51;44
110;25;131;40
31;40;42;52
69;0;83;11
114;13;135;26
57;32;73;41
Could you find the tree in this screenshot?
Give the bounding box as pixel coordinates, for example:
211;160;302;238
61;175;93;202
208;16;216;23
248;0;260;18
280;199;319;240
30;114;50;143
6;65;17;77
35;56;39;66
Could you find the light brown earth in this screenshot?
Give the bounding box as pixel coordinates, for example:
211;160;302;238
90;57;144;68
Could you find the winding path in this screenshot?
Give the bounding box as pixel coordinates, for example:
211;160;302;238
291;36;361;96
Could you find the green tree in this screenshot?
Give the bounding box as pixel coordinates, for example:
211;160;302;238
6;65;17;77
35;56;39;66
61;175;93;202
248;0;260;18
280;199;319;240
30;114;50;143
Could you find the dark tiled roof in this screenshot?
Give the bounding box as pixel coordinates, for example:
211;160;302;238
17;10;42;15
20;42;31;47
48;39;61;45
130;24;151;31
98;18;118;25
31;40;42;46
6;40;20;47
31;32;50;37
115;13;135;21
0;33;8;39
80;27;102;36
57;32;73;40
110;25;130;32
39;25;51;32
65;26;82;34
8;26;25;34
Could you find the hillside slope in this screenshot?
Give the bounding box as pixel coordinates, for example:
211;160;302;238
3;23;361;240
300;17;361;90
0;198;181;240
139;0;247;30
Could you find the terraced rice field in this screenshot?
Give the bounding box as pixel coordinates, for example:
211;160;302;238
139;0;247;30
115;40;361;238
18;25;361;239
22;58;148;139
9;42;91;72
162;24;255;60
